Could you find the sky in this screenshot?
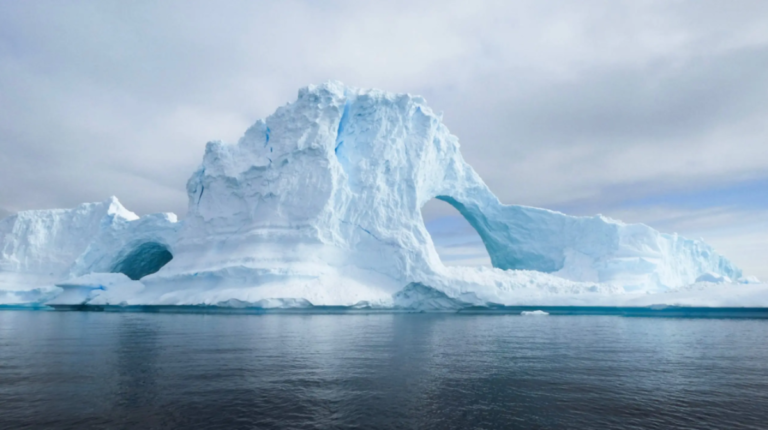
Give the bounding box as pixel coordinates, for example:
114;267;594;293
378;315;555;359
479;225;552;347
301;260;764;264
0;1;766;279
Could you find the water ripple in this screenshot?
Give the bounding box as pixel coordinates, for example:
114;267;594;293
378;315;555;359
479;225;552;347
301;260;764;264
1;312;767;429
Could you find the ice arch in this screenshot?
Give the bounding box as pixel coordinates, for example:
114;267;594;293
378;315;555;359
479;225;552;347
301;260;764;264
434;194;567;273
110;242;173;280
173;81;741;297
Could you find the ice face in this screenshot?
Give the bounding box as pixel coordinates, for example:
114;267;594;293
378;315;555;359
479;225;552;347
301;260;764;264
0;197;137;282
0;82;754;308
0;197;178;296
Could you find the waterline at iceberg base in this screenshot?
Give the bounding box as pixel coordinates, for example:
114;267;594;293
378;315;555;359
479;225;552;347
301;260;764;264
1;82;764;312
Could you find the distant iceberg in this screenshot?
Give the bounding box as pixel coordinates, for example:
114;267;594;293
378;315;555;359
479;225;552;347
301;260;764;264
0;82;762;310
521;310;549;316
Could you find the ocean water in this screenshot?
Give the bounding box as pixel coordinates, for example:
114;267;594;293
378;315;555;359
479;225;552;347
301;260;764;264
1;311;767;429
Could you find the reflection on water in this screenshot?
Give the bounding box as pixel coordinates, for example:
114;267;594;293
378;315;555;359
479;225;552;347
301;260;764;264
1;311;768;429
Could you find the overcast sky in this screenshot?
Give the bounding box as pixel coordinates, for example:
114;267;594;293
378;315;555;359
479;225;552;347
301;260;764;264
1;1;766;278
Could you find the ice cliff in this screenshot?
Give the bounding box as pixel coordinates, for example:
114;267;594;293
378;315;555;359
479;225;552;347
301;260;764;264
0;82;756;309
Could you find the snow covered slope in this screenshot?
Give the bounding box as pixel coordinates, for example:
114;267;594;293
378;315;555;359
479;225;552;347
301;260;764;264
0;82;758;308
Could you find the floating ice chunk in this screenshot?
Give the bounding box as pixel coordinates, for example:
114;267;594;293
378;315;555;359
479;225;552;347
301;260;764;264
521;310;549;316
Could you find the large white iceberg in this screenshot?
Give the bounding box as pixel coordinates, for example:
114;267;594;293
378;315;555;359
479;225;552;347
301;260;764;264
0;82;761;309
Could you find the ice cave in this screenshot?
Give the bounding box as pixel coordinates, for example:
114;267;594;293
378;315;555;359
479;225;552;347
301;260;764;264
110;242;173;280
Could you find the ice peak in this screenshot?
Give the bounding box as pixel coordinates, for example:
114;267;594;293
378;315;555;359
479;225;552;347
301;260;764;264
103;196;139;221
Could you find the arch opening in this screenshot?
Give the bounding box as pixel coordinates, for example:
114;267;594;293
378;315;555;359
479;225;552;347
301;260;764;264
421;198;492;267
111;242;173;280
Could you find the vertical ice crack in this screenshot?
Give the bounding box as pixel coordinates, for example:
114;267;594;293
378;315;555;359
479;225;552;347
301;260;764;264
197;186;205;205
196;168;206;206
334;100;351;154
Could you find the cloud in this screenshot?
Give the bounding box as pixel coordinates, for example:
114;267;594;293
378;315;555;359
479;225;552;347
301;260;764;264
426;45;768;209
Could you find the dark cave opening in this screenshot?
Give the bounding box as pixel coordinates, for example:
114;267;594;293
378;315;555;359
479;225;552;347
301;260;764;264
111;242;173;280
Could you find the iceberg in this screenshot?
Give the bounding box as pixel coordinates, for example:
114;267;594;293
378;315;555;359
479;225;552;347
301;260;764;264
521;310;549;316
0;82;761;309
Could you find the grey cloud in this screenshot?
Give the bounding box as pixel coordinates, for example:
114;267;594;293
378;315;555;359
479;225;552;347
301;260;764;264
501;47;768;145
399;46;763;213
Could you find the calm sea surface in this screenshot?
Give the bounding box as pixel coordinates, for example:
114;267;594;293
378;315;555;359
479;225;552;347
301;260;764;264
1;311;767;430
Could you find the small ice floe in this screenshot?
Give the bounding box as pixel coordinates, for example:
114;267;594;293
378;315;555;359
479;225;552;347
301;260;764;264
521;310;549;316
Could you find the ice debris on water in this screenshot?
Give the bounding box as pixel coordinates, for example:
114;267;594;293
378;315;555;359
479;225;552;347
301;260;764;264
521;310;549;316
